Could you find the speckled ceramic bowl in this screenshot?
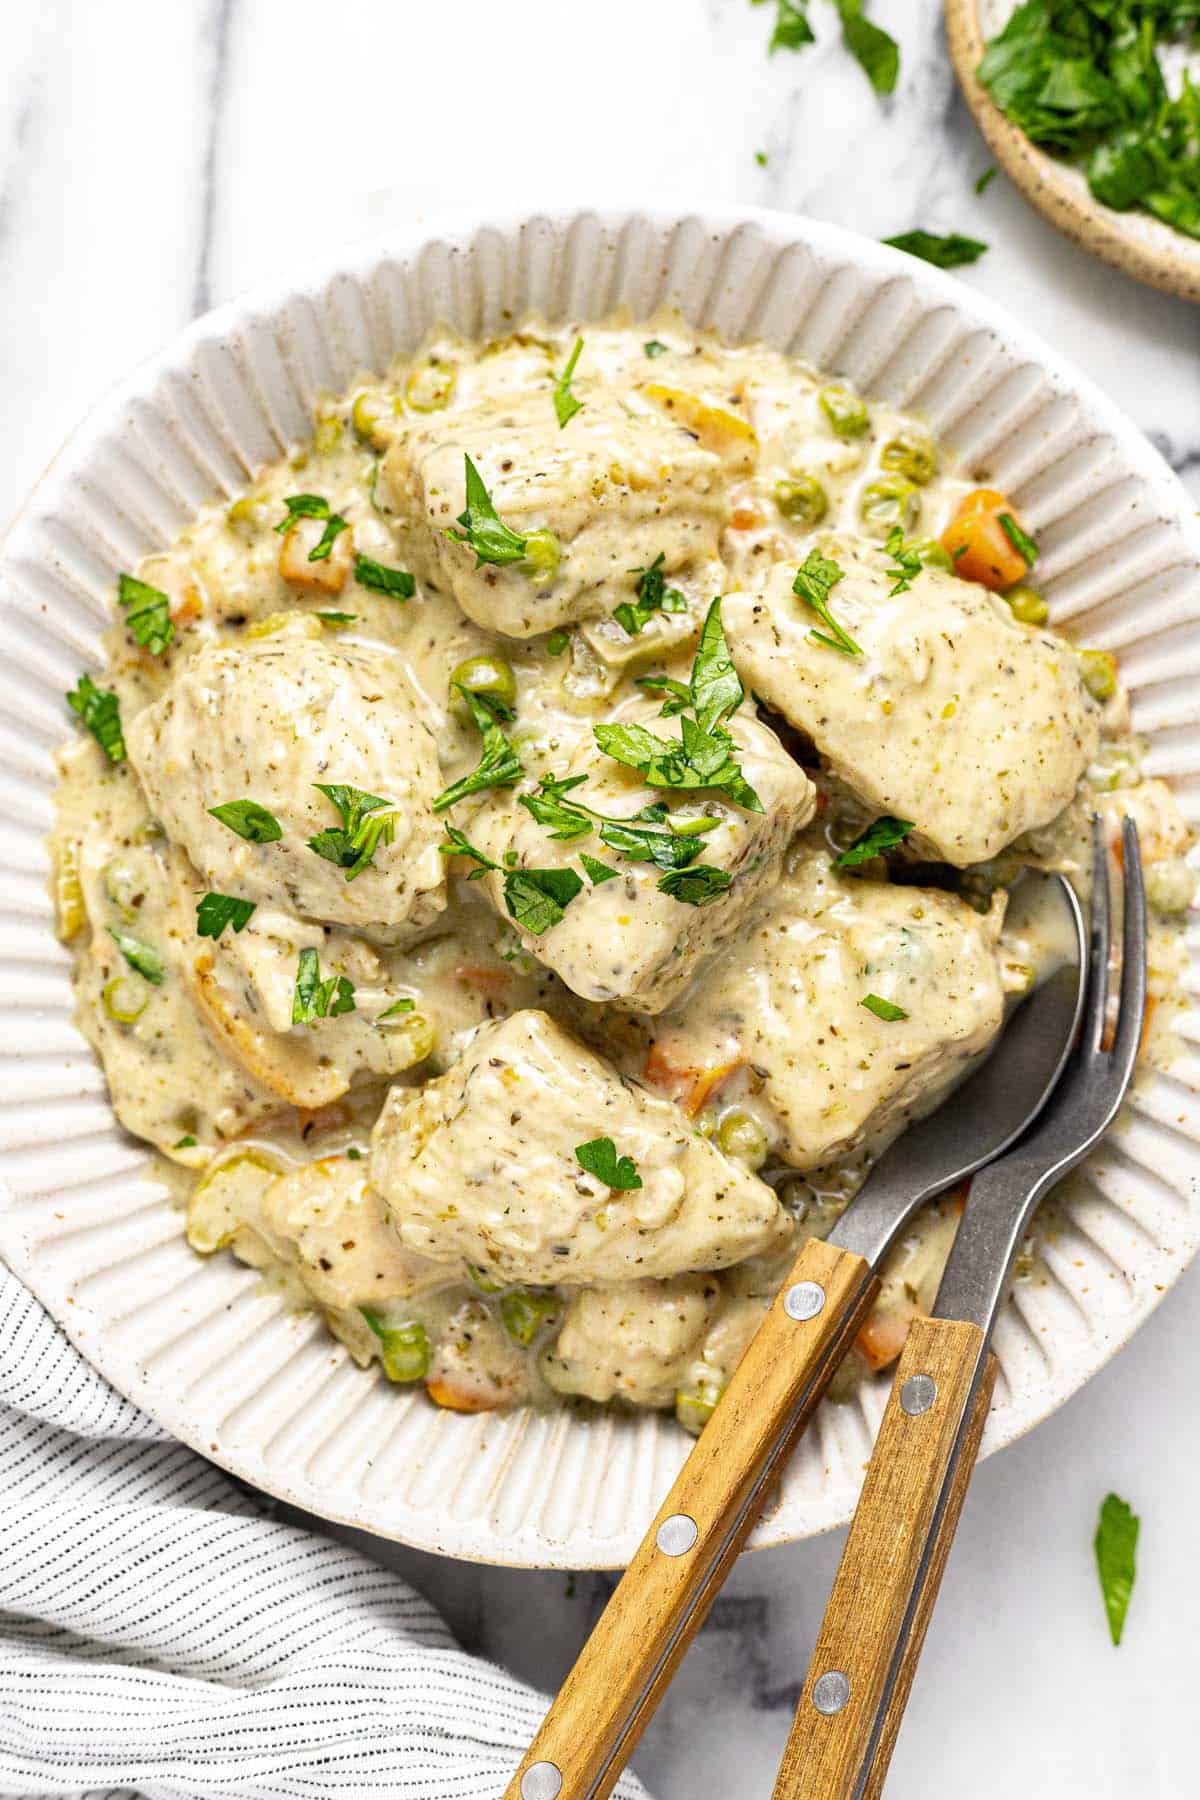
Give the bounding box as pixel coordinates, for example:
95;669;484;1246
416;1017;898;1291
946;0;1200;303
1;203;1198;1567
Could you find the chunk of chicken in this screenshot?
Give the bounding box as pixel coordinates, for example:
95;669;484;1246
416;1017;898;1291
642;842;1009;1170
369;1009;789;1285
724;542;1100;866
467;698;815;1013
541;1274;721;1408
126;626;445;937
383;386;727;636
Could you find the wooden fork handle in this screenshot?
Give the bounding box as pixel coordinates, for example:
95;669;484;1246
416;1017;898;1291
504;1236;878;1800
771;1315;997;1800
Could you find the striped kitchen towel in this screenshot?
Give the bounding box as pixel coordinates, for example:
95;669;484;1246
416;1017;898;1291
0;1265;649;1799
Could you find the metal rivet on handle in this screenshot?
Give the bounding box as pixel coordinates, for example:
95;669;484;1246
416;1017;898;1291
900;1373;937;1416
784;1280;826;1322
521;1762;563;1800
812;1670;851;1716
655;1513;699;1556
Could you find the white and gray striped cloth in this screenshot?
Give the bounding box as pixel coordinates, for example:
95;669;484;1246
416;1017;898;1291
0;1266;649;1799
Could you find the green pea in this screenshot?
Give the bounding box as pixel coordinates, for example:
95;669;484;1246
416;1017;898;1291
1006;587;1049;626
102;975;148;1024
819;385;870;440
405;360;456;412
859;476;922;539
880;431;937;485
715;1107;769;1170
523;528;562;587
774;474;829;527
225;491;273;537
449;653;517;719
360;1311;431;1383
499;1289;560;1345
676;1378;724;1436
1145;860;1197;916
352;387;402;448
1080;649;1118;701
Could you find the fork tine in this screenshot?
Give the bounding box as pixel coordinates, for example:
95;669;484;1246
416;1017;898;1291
1082;812;1112;1056
1111;817;1147;1074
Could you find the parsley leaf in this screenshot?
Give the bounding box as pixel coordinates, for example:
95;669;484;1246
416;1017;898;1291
883;230;989;268
1094;1492;1139;1647
208;799;283;843
884;526;925;596
836;0;898;93
574;1136;643;1190
553;336;585;428
518;774;595;840
438;824;499;877
315;611;356;626
292;946;356;1023
447;455;528;567
861;992;908;1021
999;512;1039;565
355;555;415;599
614;551;687;637
975;166;997;194
275;494;331;532
118;574;174;656
834;815;914;868
308;513;349;563
793;549;861;656
308;784;398;880
107;927;164;986
657;864;733;906
643;339;669;359
67;675;126;764
757;0;815;53
504;866;584;935
434;685;523;813
635;672;692;717
691;596;744;732
196;893;257;939
581;852;620;885
377;997;415;1020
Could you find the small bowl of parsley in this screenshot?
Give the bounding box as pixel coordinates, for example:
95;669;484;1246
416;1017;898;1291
946;0;1200;301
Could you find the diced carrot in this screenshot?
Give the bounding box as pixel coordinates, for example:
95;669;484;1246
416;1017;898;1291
855;1303;915;1373
455;963;511;997
426;1376;502;1414
940;487;1029;592
642;1043;743;1116
729;502;764;531
171;588;204;626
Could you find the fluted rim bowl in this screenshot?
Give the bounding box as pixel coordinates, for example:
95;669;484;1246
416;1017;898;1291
1;201;1198;1568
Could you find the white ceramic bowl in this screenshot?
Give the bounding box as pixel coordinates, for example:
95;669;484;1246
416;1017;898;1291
2;203;1198;1569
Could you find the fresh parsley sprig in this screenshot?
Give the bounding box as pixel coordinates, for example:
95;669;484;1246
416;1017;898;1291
447;455;529;568
196;893;257;939
634;673;692;716
553;337;585;428
614;552;687;637
67;675;126;764
793;548;861;657
118;574;174;656
434;686;523;813
355;555;415;599
307;784;398;880
883;230;989;269
292;947;356;1023
834;815;914;868
208;800;283;843
437;827;583;936
574;1136;642;1190
1094;1492;1139;1647
519;775;718;871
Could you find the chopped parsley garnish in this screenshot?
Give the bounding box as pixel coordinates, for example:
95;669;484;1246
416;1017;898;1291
275;494;332;531
658;864;733;906
752;0;899;94
208;799;283;843
1094;1492;1139;1646
438;828;583;936
107;927;164;986
292;947;356;1023
975;166;997;194
574;1136;642;1190
883;230;989;268
67;675;126;764
377;997;415;1019
834;815;914;868
614;552;687;637
635;673;692;717
980;4;1200;241
118;574;174;656
755;150;769;167
884;527;926;596
755;0;814;53
999;512;1039;565
553;336;585;428
861;992;908;1021
793;549;861;657
355;555;416;599
447;455;528;567
316;611;356;626
643;339;669;359
196;893;257;939
174;1135;197;1149
594;599;762;811
520;776;719;872
581;853;620;885
546;629;570;655
309;513;349;563
346;1146;363;1159
308;784;398;880
434;685;523;813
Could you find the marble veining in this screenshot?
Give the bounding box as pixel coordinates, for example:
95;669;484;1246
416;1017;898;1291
1;3;1198;1795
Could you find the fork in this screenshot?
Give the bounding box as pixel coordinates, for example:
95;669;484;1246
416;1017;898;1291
772;816;1145;1800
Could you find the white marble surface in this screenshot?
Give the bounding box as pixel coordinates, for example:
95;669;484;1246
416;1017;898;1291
2;2;1198;1795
